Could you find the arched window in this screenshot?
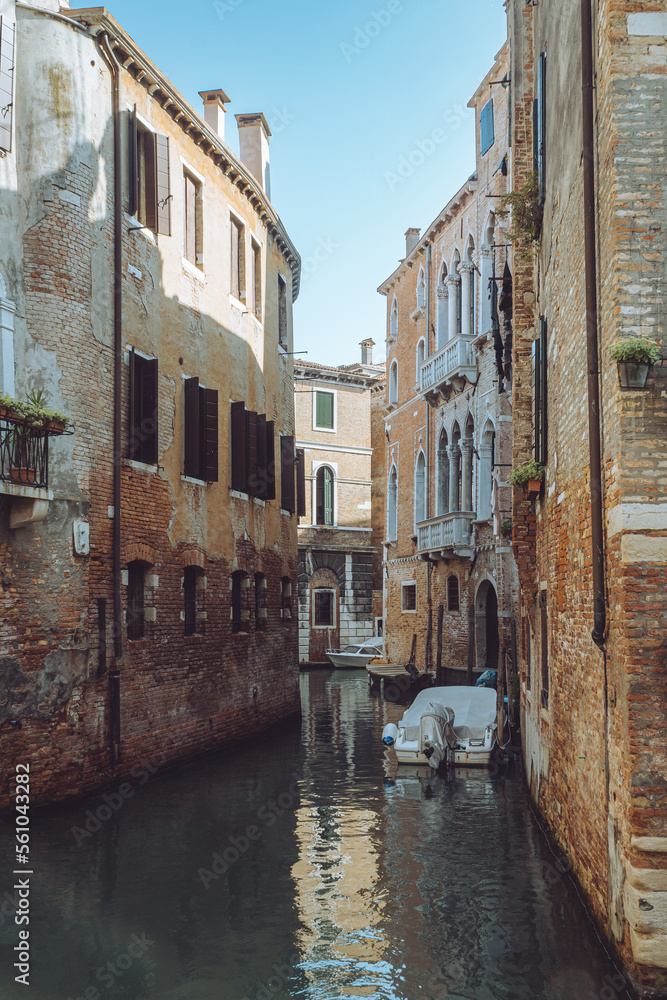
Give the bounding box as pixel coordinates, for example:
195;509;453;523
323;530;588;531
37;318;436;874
231;570;249;633
451;422;461;512
417;267;426;309
465;237;476;335
254;572;267;630
414;451;426;526
437;428;449;516
452;251;462;335
390;296;398;340
281;576;293;623
447;574;460;612
387;465;398;541
436;263;448;349
389;360;398;404
478;420;495;520
416;338;425;382
463;414;475;512
315;465;334;525
183;565;205;636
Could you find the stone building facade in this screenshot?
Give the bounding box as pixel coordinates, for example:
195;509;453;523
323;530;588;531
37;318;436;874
507;0;667;991
378;43;519;685
295;343;385;663
0;0;301;806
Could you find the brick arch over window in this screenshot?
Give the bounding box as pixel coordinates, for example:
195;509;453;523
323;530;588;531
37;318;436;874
297;549;346;605
124;542;157;566
180;548;205;570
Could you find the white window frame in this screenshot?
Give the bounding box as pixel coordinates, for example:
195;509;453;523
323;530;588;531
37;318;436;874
312;587;337;629
416;337;425;383
388;360;398;405
401;581;417;614
313;388;337;433
390;296;398;340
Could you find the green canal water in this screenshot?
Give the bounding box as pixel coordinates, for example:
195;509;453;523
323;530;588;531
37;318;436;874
0;671;630;1000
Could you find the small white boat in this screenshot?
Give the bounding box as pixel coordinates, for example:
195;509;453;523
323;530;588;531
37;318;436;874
326;637;384;669
381;686;499;768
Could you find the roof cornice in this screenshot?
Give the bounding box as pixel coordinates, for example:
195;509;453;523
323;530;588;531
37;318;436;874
66;7;301;300
377;175;478;295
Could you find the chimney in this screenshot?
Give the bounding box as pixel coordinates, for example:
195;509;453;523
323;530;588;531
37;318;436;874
235;113;271;198
405;228;421;257
198;89;231;141
360;339;375;365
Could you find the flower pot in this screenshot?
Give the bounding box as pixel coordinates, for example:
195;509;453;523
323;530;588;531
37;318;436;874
617;360;650;389
10;466;36;485
44;419;65;434
525;478;542;500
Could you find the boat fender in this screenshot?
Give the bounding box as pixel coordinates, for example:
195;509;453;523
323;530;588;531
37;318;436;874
382;723;399;747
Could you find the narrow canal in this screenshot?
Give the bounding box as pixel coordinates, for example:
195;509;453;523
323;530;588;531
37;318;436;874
1;671;630;1000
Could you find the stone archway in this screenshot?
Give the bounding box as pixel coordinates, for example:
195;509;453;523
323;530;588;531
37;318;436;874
475;579;499;671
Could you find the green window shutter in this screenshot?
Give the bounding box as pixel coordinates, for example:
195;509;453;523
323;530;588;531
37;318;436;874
323;467;334;525
480;99;494;155
316;392;334;429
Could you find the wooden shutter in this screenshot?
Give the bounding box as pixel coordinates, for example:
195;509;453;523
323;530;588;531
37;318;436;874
296;448;305;517
128;348;138;459
536;53;546;199
230;401;247;492
184;377;200;478
480;100;494;155
155;134;171;236
255;412;267;499
539;316;548;465
141;357;158;464
185;174;197;265
231;220;240;299
203;387;218;482
316;392;333;429
128;105;139;216
323;467;333;525
265;421;276;501
246;410;258;497
0;17;15;153
280;435;295;513
532;337;541;464
143;131;158;233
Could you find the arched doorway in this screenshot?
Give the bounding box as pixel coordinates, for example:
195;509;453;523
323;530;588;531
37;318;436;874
475;580;499;671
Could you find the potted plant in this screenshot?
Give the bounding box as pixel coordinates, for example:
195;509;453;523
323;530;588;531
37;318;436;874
508;459;545;500
500;518;513;538
9;422;37;484
610;337;661;389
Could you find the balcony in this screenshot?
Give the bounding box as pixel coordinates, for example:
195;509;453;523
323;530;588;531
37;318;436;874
0;414;55;527
419;334;477;403
416;511;476;559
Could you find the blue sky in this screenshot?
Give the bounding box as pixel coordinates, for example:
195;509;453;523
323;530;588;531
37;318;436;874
73;0;507;366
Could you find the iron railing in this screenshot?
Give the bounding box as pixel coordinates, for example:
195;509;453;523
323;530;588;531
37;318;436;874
0;415;50;489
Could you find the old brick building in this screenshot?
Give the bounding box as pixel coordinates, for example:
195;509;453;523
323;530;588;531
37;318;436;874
0;0;301;805
295;342;385;663
378;43;520;686
507;0;667;990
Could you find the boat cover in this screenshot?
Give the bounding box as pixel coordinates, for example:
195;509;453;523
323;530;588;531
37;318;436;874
402;686;497;742
419;704;457;769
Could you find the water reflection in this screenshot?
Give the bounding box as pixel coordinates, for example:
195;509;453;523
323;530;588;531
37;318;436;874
0;671;626;1000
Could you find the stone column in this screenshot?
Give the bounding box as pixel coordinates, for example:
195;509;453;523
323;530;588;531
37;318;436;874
447;276;459;341
480;245;493;334
448;444;460;512
459;262;475;337
435;284;448;350
460;438;474;512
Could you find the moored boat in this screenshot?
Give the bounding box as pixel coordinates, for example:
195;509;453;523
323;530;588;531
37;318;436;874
326;636;384;669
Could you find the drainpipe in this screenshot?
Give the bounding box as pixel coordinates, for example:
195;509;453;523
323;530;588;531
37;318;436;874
425;244;432;669
581;0;606;650
98;32;123;764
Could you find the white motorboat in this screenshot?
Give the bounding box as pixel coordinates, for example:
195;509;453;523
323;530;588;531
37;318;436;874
326;637;384;669
381;686;499;767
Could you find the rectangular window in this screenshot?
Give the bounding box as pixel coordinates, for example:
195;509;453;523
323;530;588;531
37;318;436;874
534;52;546;200
447;576;460;613
231;216;246;301
314;391;335;431
278;274;288;347
128;110;171;235
540;590;548;707
314;589;334;627
184;172;202;267
480;98;495;155
184;377;218;482
296;448;306;518
0;16;15;154
532;317;548;465
402;583;417;612
230;402;275;499
128;350;158;465
127;563;145;640
280;435;296;513
183;566;197;636
281;577;292;622
251;240;261;317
